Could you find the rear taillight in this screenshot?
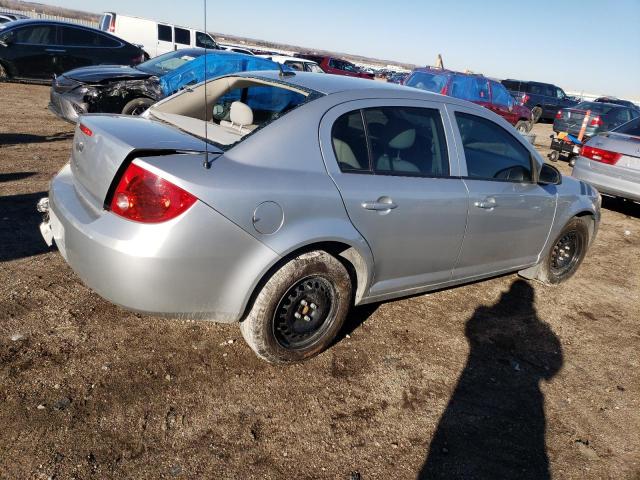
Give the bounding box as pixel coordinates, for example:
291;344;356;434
110;163;197;223
580;145;622;165
590;116;603;127
555;110;562;119
79;123;93;136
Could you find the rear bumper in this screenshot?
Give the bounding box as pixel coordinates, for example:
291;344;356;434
42;164;280;322
572;157;640;201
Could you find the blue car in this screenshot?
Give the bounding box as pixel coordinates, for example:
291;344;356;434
49;48;287;123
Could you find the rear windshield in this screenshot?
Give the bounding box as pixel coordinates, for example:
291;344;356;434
573;102;613;114
405;71;448;92
613;117;640;136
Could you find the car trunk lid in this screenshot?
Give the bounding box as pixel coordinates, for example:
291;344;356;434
70;115;219;208
588;132;640;172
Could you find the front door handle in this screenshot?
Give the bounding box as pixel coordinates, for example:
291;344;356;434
45;48;66;53
362;196;397;212
474;197;498;210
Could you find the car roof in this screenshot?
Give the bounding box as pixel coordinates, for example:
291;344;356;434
1;18;103;29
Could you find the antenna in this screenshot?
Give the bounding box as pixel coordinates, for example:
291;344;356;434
202;0;211;169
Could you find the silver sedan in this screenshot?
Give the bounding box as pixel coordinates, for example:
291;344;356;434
572;117;640;202
38;71;601;363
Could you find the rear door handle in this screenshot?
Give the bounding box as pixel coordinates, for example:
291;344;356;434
362;197;397;212
474;197;498;209
45;48;66;53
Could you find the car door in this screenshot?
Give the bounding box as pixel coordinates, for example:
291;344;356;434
4;24;58;79
57;25;106;73
319;99;469;298
447;106;557;279
156;24;173;56
173;27;191;52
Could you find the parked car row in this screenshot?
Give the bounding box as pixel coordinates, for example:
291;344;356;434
403;67;534;132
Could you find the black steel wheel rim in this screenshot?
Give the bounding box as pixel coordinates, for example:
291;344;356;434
550;230;582;276
273;276;336;350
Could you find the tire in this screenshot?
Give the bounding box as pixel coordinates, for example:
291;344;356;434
515;120;531;134
0;62;8;81
240;250;352;364
537;217;590;285
121;97;154;116
548;150;560;162
531;106;543;124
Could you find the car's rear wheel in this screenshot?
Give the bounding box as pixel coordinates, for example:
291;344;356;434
537;217;590;284
548;150;560;162
515;120;531;133
0;63;8;81
531;106;543;123
240;250;352;364
122;97;154;116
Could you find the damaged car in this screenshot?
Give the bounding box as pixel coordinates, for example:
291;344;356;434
49;49;286;123
39;71;600;363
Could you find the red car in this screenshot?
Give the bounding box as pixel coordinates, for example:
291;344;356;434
404;68;533;132
297;55;374;79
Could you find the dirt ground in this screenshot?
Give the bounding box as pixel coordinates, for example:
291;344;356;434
1;82;639;480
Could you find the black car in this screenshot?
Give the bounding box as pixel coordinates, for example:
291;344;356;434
0;19;144;83
501;79;578;123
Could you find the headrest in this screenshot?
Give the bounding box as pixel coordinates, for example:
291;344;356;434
230;101;253;126
388;129;416;150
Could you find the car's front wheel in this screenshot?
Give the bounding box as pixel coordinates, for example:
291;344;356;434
515;120;531;133
531;106;543;123
122;97;154;116
240;250;352;364
537;217;590;284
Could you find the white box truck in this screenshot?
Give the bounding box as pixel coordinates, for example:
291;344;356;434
98;12;218;59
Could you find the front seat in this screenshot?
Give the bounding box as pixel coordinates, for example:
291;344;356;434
220;101;257;134
376;128;420;173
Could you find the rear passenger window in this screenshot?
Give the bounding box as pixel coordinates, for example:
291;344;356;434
364;107;449;176
455;112;532;182
158;24;172;42
332;111;370;172
174;27;190;45
60;26;101;46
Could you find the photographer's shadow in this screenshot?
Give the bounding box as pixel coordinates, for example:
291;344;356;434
419;280;563;480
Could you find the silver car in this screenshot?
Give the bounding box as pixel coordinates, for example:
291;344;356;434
572;117;640;201
38;71;601;363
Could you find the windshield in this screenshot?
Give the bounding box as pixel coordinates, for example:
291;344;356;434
137;50;205;75
405;71;449;92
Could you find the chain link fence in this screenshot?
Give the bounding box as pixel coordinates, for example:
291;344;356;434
0;7;98;28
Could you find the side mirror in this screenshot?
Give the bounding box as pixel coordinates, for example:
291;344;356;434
539;163;562;185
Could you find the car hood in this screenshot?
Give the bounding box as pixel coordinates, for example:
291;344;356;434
63;65;152;83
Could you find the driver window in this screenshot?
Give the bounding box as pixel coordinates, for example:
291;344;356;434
455;112;532;182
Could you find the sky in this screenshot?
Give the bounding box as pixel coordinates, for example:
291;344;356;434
31;0;640;98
